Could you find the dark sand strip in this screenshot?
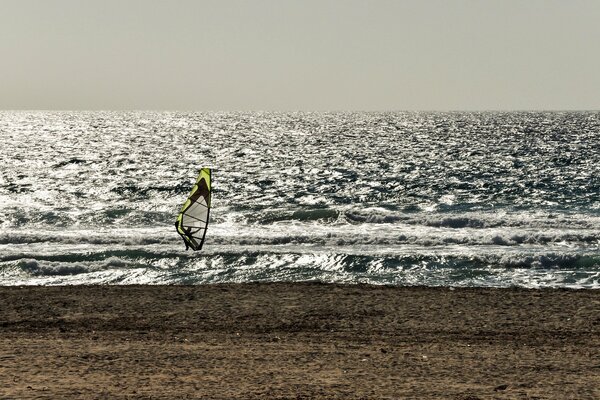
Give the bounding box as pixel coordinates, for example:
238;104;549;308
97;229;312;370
1;284;599;399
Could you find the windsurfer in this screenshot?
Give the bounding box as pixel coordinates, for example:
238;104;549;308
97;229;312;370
175;221;190;250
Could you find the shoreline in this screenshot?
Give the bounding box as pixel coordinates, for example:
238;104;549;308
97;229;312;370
1;283;599;399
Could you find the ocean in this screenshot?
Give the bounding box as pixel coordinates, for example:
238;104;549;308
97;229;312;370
1;111;599;287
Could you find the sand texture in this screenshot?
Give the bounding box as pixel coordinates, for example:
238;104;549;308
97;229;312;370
1;283;599;399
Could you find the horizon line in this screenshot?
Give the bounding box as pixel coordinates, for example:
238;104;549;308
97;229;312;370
2;108;599;113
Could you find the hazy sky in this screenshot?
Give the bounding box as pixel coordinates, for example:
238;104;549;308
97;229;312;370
1;0;599;110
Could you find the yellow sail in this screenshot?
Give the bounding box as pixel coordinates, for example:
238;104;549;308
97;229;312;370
175;168;211;251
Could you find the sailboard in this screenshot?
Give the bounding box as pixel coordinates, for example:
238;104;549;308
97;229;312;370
175;168;211;251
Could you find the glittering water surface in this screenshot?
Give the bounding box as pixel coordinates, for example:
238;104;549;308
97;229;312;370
1;111;599;287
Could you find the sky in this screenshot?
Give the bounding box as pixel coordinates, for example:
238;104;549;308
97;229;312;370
1;0;599;111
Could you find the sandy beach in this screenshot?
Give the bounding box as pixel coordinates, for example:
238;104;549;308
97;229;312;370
0;283;599;399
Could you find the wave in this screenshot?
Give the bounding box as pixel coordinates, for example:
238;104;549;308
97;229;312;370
54;157;87;168
248;208;341;224
109;183;190;197
16;258;114;276
4;203;599;234
343;209;600;229
1;225;599;248
2;209;175;228
5;250;600;272
0;231;173;246
2;251;599;288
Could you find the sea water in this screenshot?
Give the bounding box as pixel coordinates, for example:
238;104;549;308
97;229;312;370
1;111;599;287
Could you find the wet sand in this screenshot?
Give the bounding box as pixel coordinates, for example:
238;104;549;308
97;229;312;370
0;283;599;399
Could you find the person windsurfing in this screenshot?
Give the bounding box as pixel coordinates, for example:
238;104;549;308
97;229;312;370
176;222;191;250
175;168;211;251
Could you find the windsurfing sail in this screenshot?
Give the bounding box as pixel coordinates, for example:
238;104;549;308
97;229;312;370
175;168;211;251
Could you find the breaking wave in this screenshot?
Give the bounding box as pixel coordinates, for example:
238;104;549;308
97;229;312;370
2;251;599;288
1;224;598;248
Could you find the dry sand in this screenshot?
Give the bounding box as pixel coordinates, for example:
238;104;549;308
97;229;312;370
0;283;599;399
